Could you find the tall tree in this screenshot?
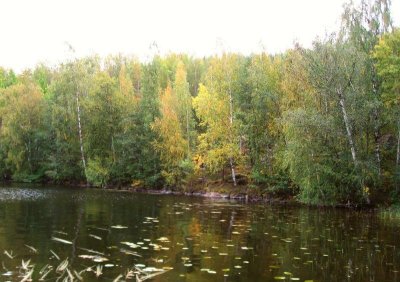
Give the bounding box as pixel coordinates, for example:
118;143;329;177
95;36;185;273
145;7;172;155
48;58;99;182
193;83;241;184
373;29;400;189
341;0;394;176
174;61;194;155
133;61;162;187
245;53;282;177
84;72;125;187
152;84;188;187
0;75;48;181
198;54;244;186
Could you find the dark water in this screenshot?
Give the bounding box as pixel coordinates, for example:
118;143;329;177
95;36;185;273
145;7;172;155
0;186;399;281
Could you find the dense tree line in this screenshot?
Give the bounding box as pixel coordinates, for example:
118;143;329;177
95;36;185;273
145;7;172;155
0;0;398;205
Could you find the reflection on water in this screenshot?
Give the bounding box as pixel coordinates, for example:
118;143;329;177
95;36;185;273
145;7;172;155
0;186;399;281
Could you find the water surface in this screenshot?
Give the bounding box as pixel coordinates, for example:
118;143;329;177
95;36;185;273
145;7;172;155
0;186;399;281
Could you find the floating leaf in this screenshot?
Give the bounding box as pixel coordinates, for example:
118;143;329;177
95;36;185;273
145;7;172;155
50;250;60;260
2;271;13;276
56;258;68;272
111;225;128;229
157;237;169;242
120;248;142;257
24;244;38;254
142;267;164;272
121;242;140;248
51;237;72;245
4;250;15;259
89;234;102;240
284;271;292;276
79;255;108;262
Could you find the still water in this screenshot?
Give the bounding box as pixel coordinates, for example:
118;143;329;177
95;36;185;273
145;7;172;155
0;186;399;281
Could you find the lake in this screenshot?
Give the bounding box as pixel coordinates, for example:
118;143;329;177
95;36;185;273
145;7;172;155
0;186;399;281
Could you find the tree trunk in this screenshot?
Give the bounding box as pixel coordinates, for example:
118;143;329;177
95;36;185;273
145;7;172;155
337;89;357;166
228;85;237;186
337;88;370;203
397;123;400;167
372;74;381;177
396;120;400;193
373;110;381;177
111;136;116;163
186;106;190;155
76;92;87;181
229;157;237;186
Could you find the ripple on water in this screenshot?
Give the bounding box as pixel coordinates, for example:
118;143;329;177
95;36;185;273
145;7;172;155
0;188;48;201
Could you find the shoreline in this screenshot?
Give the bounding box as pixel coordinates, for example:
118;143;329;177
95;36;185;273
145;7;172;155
98;186;375;209
0;181;383;209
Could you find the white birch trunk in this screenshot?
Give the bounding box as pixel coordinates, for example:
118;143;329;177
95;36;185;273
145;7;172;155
76;92;87;179
397;124;400;167
228;85;237;186
337;88;357;166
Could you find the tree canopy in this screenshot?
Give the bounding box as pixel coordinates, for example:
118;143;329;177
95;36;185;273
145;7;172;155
0;0;398;205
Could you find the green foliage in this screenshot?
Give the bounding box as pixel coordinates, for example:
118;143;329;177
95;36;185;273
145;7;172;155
280;108;361;204
193;83;240;173
0;77;49;181
86;157;110;187
0;1;398;206
152;84;188;187
373;29;400;101
0;68;17;88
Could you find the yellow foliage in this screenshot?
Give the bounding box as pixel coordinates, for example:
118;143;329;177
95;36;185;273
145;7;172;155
152;84;189;185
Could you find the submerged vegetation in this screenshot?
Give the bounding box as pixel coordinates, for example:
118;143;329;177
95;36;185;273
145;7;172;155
0;0;399;206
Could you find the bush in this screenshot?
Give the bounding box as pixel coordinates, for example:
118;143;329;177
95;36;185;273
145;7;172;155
86;157;110;187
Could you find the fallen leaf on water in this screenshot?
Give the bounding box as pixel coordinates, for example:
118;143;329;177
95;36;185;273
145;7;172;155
111;225;128;229
120;248;142;257
89;234;102;240
51;237;72;245
78;255;108;262
121;242;139;248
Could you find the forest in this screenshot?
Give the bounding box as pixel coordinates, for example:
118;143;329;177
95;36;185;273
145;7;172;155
0;0;399;206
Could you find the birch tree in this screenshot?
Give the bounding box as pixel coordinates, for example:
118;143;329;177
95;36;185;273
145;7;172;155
341;0;394;176
373;29;400;188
